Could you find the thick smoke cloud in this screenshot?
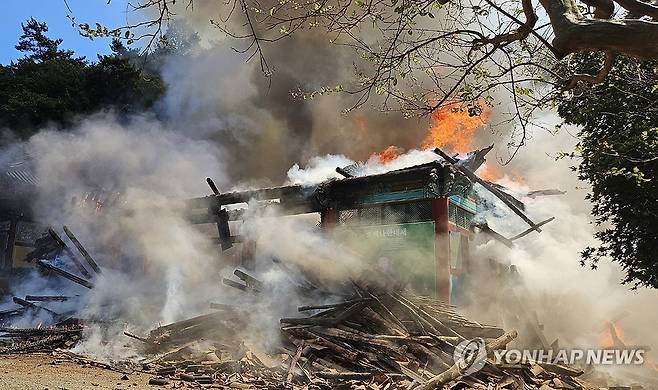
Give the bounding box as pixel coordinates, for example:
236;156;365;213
22;113;226;330
149;3;430;183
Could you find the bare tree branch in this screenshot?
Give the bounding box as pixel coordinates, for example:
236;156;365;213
614;0;658;19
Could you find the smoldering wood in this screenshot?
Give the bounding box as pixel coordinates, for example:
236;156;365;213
36;260;94;289
335;166;355;178
526;189;567;198
185;185;315;210
472;222;514;248
488;182;527;210
0;326;82;336
222;277;248;292
24;295;71;302
233;269;263;291
433;148;542;231
47;228;92;278
123;331;150;343
12;296;61;317
208;235;242;245
297;297;372;312
0;307;26;320
285;341;304;384
281;301;370;327
215;208;232;251
124;281;598;390
62;225;102;274
509;217;556;241
206;177;221;195
415;330;519;390
24;234;61;263
0;332;78;354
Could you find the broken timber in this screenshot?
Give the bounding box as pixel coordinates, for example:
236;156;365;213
36;260;94;289
509;217;556;241
25;295;71;302
63;225;102;274
47;228;91;278
415;330;518;390
12;297;60;318
433;148;541;232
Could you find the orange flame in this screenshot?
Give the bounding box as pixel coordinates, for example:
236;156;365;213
478;164;502;182
371;145;403;164
421;103;490;154
600;321;625;348
368;102;490;168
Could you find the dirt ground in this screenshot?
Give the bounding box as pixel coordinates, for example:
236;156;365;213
0;353;155;390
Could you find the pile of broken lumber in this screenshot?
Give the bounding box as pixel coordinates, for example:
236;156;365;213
128;277;592;390
0;322;83;354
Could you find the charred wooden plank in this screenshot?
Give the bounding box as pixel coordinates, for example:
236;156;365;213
415;330;518;390
36;260;94;289
12;297;60;317
472;222;514;248
0;326;82;336
298;297;372;312
47;228;91;278
185;185;313;209
285;328;360;362
222;278;248;292
233;269;263;291
24;295;71;302
124;331;150;343
285;342;304;384
0;307;26;319
206;177;221;195
335;167;354;178
62;226;102;274
433;148;539;231
215;208;232;251
316;371;396;380
281;301;369;327
509;217;556;241
148;377;168;386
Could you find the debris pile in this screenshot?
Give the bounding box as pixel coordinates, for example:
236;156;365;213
125;270;593;390
0;222;605;390
0;320;83;354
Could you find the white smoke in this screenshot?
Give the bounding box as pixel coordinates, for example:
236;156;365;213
0;112;232;358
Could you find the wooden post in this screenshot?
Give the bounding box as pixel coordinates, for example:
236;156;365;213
432;198;450;302
4;217;18;270
320;208;338;228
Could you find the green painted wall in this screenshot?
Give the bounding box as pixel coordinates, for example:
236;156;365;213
337;221;436;295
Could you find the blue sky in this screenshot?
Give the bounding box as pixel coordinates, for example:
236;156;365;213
0;0;130;64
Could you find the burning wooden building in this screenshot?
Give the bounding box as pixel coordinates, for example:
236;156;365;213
186;146;551;304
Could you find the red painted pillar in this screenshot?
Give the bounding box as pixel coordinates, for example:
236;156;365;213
432;198;450;302
321;208;338;228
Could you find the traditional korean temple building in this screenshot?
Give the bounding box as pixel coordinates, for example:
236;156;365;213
186;146;543;303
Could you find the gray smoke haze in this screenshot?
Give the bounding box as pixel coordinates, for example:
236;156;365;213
157;38;428;182
21;113;226;336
